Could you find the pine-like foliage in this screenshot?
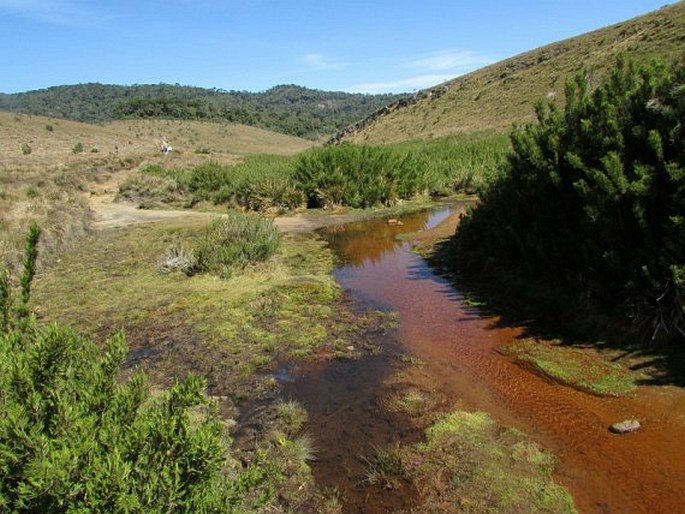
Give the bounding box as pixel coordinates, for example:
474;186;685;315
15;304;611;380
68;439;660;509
453;56;685;343
0;227;275;512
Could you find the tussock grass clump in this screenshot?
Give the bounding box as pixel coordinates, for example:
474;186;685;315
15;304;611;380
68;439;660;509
293;143;425;209
385;131;510;195
160;243;197;275
118;171;188;207
362;444;405;490
274;433;318;465
275;400;309;435
236;177;305;213
195;213;279;276
389;389;429;417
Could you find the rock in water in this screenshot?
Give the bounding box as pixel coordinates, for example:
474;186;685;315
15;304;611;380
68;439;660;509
610;419;641;434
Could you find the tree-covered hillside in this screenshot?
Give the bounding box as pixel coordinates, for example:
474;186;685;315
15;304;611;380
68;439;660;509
0;83;406;140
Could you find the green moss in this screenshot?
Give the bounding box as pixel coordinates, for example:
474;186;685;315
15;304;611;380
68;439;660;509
398;410;577;513
31;220;391;400
500;338;645;396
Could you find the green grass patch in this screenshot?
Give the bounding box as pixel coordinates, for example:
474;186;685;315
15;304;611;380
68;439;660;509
383;131;510;195
31;219;391;401
395;410;577;513
500;338;645;396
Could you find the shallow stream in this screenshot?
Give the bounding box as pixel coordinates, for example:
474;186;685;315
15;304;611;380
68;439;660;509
280;204;685;513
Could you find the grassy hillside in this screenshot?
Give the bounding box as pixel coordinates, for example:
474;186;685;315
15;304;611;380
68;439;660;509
337;2;684;144
0;83;406;140
1;112;313;170
0;112;314;269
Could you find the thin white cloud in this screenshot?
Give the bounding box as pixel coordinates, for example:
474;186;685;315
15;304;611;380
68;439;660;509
302;52;347;71
349;74;453;95
348;49;494;94
0;0;112;26
407;49;493;72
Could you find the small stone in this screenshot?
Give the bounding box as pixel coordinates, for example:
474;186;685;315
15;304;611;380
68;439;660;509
346;345;355;352
609;419;641;434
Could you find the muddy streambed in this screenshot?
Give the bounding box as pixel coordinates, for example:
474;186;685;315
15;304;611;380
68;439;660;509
279;204;685;513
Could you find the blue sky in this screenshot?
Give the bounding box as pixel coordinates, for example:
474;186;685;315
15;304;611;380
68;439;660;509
0;1;672;94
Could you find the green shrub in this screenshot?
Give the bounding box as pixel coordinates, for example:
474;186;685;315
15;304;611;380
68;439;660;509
452;56;685;343
237;176;305;213
187;161;232;200
195;213;279;275
293;143;426;209
72;142;84;154
0;224;277;512
0;326;230;512
21;143;32;156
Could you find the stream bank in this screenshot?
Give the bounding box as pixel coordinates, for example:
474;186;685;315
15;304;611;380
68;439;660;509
279;204;685;513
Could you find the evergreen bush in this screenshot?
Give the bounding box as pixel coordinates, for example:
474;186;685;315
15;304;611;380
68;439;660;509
452;56;685;343
0;224;277;512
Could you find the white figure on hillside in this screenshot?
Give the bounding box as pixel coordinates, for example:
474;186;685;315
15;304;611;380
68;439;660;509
161;141;172;155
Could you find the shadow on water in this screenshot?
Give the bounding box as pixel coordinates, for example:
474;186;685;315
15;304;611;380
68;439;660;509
425;235;685;388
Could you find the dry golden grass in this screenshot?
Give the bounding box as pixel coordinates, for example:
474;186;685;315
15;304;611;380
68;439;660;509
346;2;685;144
0;112;315;270
1;113;313;172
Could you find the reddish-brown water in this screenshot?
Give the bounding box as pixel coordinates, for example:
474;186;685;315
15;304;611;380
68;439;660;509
281;206;685;513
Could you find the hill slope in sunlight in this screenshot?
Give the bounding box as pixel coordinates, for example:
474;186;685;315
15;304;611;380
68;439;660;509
1;113;314;176
0;112;314;267
336;2;684;144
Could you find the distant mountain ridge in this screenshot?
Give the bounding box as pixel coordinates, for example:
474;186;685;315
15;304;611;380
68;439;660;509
334;2;685;144
0;83;406;140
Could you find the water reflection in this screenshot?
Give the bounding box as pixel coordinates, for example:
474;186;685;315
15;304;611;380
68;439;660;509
321;207;453;267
